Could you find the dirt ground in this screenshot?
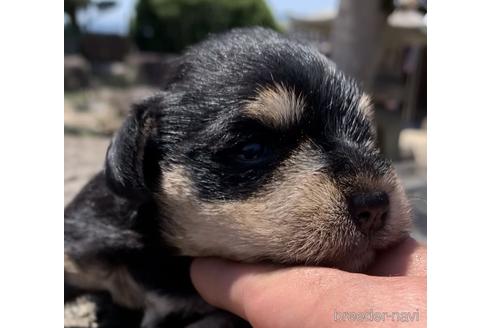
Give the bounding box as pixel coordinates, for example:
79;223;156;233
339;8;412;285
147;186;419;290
65;135;110;205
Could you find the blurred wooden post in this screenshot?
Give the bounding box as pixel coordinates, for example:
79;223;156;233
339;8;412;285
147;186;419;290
330;0;426;160
330;0;387;90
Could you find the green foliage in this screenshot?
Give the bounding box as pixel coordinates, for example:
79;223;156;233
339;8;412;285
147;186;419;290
65;0;90;31
64;0;90;14
133;0;279;53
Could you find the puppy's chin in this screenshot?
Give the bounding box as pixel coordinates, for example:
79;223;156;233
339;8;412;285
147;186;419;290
330;250;376;273
167;211;411;273
271;220;410;272
326;229;411;273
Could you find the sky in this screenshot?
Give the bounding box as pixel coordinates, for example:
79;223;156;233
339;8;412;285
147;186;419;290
71;0;340;35
76;0;137;35
267;0;339;21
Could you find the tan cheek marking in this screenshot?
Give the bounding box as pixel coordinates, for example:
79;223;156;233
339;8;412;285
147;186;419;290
159;160;350;265
245;83;305;128
64;254;79;274
159;159;411;266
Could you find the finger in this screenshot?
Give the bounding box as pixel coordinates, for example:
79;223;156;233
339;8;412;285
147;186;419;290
190;258;275;320
190;258;356;327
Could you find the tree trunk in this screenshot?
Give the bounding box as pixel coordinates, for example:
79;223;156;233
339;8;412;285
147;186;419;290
66;7;80;33
330;0;387;90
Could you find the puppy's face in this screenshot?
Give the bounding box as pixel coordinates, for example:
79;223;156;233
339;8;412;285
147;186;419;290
106;28;411;272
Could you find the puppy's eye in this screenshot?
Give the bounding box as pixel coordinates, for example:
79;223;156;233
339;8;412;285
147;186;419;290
234;143;272;165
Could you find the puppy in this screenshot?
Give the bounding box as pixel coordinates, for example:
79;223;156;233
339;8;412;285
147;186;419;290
65;27;411;327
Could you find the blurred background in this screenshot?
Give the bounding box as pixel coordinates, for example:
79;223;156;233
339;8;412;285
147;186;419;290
64;0;426;325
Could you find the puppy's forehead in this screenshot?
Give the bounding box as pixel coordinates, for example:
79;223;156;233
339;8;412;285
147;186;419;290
176;28;374;143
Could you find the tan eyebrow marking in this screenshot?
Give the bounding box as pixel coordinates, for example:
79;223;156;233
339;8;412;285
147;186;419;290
244;83;306;128
358;93;374;119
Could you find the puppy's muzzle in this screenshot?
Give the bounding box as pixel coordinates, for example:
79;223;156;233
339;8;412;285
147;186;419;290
349;191;389;234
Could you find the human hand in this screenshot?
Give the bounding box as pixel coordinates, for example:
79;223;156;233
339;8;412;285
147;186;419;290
191;237;426;327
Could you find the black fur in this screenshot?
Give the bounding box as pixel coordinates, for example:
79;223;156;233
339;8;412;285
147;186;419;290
65;27;388;327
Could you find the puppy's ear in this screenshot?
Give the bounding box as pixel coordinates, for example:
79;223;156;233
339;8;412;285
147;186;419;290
104;95;162;201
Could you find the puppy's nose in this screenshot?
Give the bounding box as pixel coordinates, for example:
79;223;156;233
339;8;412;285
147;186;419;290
349;191;389;234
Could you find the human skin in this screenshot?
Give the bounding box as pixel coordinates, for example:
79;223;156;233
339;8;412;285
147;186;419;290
191;237;426;328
